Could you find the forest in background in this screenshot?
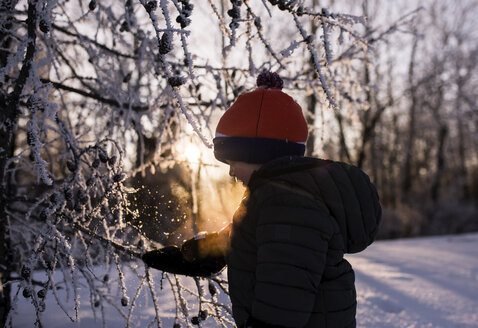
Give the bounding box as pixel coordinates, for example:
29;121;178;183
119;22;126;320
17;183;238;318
321;0;478;239
0;0;477;327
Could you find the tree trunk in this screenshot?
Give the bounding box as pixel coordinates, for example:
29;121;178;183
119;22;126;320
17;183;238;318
335;109;352;163
431;125;448;202
305;89;317;157
455;56;469;200
402;31;419;199
305;0;319;157
0;1;35;324
0;170;12;328
370;131;378;187
388;115;400;207
355;0;390;169
457;118;469;199
0;0;15;323
135;132;158;170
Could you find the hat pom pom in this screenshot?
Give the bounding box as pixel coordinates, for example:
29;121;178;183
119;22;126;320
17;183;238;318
256;71;283;90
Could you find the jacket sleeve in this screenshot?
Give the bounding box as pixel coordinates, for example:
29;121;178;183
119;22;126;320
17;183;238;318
181;224;231;262
251;194;334;327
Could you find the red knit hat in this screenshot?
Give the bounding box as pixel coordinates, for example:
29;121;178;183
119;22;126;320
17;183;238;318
214;72;308;164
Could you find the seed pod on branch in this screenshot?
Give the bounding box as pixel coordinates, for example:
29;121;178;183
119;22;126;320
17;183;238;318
122;72;132;83
23;288;32;298
113;173;126;182
121;297;129;307
254;17;262;30
99;151;108;163
92;158;100;168
64;188;73;201
108;155;117;166
120;21;130;32
191;316;199;325
145;1;157;13
159;32;173;55
21;266;31;280
37;289;46;299
176;15;191;28
168;76;186;87
208;281;217;296
39;20;50;33
227;6;240;19
66;160;77;172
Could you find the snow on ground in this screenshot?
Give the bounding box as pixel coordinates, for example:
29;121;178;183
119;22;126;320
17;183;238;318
10;233;478;327
348;233;478;328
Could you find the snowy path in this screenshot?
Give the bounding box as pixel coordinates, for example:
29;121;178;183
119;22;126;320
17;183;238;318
11;233;478;327
347;233;478;328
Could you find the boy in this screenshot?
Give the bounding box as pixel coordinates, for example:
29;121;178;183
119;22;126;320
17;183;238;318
142;72;382;328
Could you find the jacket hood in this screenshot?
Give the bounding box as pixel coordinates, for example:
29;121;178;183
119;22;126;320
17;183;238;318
249;156;382;253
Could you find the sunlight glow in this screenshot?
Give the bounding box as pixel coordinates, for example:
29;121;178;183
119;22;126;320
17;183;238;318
183;142;202;163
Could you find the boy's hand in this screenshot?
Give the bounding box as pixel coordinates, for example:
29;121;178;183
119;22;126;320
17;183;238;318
142;246;184;271
245;317;288;328
141;234;227;277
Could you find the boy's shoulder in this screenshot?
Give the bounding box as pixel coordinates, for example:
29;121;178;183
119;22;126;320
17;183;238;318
248;156;382;253
248;157;327;206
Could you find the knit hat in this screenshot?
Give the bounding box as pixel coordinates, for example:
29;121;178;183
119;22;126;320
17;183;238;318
213;72;308;164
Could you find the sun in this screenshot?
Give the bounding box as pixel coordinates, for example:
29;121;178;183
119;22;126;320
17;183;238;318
183;142;202;163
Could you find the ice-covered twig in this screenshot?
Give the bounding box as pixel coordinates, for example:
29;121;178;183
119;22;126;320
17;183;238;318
73;221;142;258
127;274;147;328
244;2;286;70
292;13;339;109
320;15;333;66
146;268;162;328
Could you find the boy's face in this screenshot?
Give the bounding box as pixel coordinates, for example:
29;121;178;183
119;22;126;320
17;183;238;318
227;161;261;186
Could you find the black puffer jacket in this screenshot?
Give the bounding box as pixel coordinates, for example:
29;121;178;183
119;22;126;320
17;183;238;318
226;156;381;328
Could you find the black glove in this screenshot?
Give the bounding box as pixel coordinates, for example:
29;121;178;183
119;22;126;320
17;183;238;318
245;317;288;328
142;246;199;275
142;231;228;277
